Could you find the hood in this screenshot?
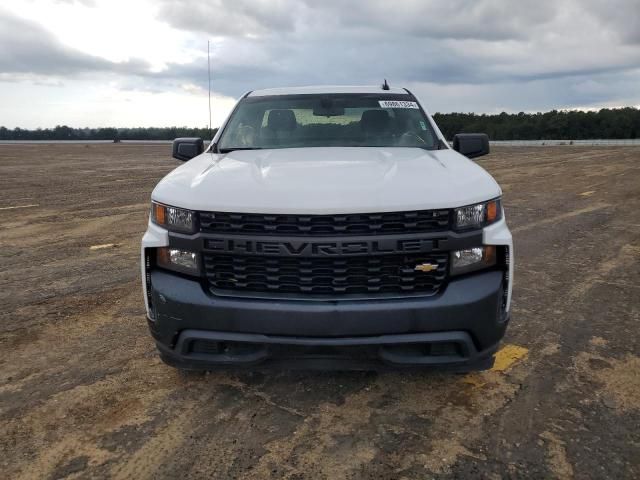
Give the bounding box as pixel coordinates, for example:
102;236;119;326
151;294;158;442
152;147;501;213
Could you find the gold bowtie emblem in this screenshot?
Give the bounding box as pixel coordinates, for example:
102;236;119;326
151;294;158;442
414;263;438;272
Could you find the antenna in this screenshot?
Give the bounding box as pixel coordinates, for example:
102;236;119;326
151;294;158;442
382;79;390;90
207;40;212;139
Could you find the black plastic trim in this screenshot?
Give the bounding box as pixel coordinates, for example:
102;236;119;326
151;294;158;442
148;268;507;357
168;229;483;257
158;329;497;370
166;228;484;301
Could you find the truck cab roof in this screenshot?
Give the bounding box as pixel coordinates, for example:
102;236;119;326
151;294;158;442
248;85;408;97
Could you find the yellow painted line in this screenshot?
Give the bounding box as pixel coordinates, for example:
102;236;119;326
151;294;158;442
491;344;529;372
89;243;118;250
0;204;39;210
579;190;596;196
460;373;486;389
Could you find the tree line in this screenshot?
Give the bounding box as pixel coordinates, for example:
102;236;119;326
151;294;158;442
432;107;639;140
0;126;217;141
0;107;638;141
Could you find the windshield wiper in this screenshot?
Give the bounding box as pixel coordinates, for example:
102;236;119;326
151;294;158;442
218;147;263;153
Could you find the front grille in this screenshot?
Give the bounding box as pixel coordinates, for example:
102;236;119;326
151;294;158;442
203;253;448;297
199;210;450;236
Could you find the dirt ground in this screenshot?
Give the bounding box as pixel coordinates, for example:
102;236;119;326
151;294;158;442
1;144;639;479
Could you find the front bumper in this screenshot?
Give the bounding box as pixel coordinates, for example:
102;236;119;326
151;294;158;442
148;269;508;370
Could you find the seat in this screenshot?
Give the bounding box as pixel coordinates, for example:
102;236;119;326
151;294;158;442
360;110;391;134
261;109;297;146
268;109;297;131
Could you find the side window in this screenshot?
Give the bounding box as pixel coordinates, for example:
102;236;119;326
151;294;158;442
225;107;262;147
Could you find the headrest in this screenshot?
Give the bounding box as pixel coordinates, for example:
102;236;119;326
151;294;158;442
360;109;391;133
267;109;297;131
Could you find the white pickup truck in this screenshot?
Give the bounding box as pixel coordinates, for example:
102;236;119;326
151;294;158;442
141;85;513;371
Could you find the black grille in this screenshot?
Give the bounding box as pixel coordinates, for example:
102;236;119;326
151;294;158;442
199;210;450;236
203;253;448;297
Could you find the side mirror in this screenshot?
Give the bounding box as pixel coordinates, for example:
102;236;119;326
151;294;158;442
172;137;204;161
453;133;490;159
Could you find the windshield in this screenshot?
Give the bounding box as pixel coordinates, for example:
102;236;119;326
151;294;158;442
217;93;439;152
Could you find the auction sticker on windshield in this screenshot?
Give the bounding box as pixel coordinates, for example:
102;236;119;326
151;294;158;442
378;100;419;109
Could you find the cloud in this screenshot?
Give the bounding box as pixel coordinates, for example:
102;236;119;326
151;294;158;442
145;0;640;99
582;0;640;45
303;0;559;41
142;22;639;100
53;0;97;5
155;0;559;41
1;0;639;122
156;0;299;37
411;68;640;114
0;9;110;75
0;8;153;79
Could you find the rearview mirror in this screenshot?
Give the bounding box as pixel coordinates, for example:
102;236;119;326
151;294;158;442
313;97;345;116
172;137;204;161
313;105;345;116
453;133;490;159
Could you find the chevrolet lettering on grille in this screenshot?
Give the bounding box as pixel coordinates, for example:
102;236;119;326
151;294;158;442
204;237;447;257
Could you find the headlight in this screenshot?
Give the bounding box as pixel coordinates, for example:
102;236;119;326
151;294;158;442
454;198;501;231
450;246;496;276
151;201;196;233
156;247;200;275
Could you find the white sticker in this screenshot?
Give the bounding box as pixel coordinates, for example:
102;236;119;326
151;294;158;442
419;121;427;131
378;100;419;109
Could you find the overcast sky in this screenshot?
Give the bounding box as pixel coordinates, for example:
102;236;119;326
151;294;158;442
1;0;639;128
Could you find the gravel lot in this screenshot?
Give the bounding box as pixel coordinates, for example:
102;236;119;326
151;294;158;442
1;144;639;479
